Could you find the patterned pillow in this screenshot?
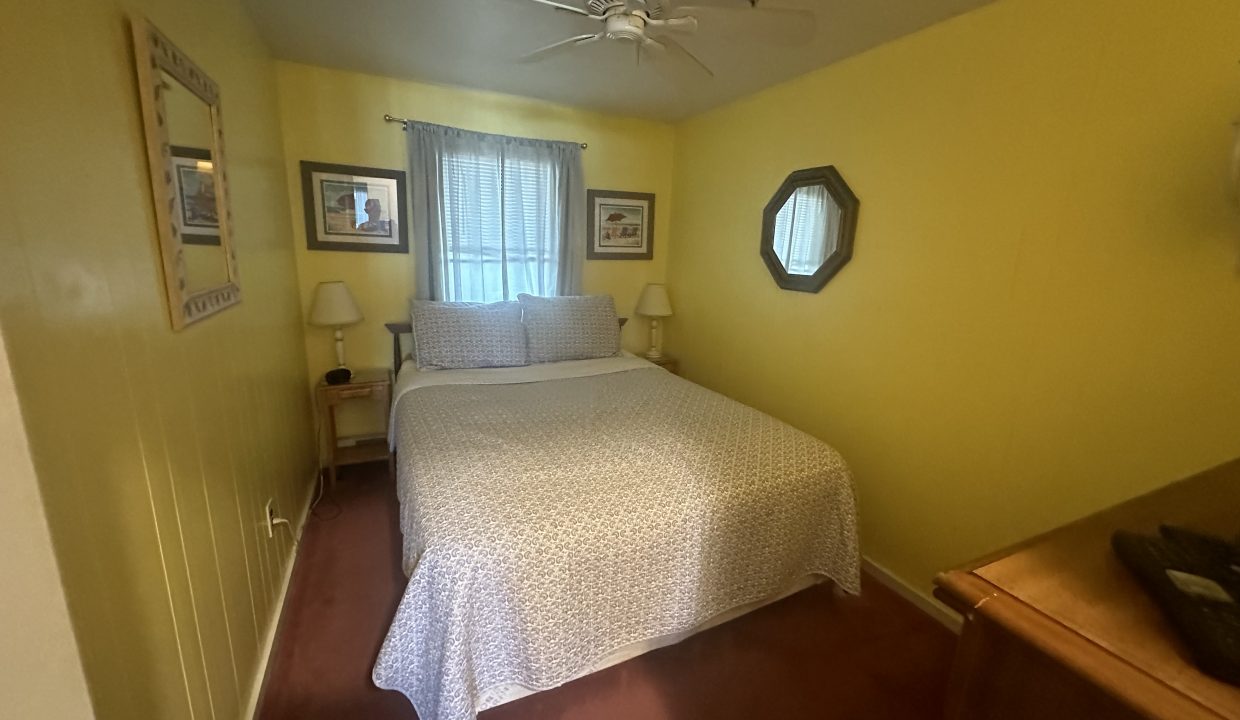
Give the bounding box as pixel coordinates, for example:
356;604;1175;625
518;294;621;363
411;300;528;370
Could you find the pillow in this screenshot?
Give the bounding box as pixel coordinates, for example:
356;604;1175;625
518;293;620;363
411;300;528;370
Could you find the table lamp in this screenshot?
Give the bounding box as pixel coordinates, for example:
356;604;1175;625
635;283;673;361
308;280;363;385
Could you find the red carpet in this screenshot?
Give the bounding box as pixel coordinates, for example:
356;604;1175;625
258;462;956;719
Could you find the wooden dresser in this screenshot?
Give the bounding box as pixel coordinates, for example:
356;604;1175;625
935;458;1240;719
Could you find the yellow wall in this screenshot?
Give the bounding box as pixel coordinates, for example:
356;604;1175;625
274;62;675;433
0;1;314;718
668;0;1240;595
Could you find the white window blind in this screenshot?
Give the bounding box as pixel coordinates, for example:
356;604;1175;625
439;147;564;303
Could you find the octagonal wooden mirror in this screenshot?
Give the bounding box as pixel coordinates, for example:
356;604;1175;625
760;166;859;293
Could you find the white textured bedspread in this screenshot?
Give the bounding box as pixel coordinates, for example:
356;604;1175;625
372;358;860;720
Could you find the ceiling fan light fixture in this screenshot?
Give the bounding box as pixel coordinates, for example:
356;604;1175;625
604;13;647;43
520;0;723;77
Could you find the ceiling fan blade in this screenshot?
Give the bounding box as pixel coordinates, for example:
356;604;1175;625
521;0;593;17
672;5;816;45
519;33;603;62
644;15;699;34
646;36;714;77
657;0;756;8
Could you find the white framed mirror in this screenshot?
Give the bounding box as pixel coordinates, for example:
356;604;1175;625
132;18;240;330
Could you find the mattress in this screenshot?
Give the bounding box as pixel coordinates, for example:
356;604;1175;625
373;355;860;720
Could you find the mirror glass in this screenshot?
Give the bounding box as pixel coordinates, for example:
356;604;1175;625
771;184;841;276
160;70;228;295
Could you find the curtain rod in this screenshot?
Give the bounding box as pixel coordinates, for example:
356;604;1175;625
383;114;588;150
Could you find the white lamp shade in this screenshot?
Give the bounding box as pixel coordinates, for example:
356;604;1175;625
636;283;673;317
308;281;363;327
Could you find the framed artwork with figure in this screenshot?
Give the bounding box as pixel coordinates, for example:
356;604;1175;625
587;189;655;260
171;146;221;246
301;161;408;254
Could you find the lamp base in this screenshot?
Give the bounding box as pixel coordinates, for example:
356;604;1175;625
324;367;353;385
645;318;664;362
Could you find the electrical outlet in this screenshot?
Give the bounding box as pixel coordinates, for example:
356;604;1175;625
265;498;292;539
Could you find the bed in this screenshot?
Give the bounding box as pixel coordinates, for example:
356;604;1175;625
372;302;860;720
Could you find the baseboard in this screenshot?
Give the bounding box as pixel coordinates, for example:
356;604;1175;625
862;556;963;633
242;472;318;719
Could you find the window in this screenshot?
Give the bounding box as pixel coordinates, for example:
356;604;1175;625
438;147;566;303
408;122;584;303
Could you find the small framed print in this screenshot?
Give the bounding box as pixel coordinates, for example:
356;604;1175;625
170;146;221;246
300;161;408;253
587;189;655;260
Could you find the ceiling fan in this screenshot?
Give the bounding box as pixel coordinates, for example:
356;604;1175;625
516;0;815;77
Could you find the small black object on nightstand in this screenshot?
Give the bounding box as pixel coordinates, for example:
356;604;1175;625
324;367;353;385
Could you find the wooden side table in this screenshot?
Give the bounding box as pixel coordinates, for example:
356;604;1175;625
316;368;393;488
647;354;679;375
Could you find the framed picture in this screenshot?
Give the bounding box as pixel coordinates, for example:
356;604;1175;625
171;146;220;246
587;189;655;260
300;161;408;253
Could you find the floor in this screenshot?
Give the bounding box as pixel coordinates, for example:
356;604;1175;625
257;462;957;720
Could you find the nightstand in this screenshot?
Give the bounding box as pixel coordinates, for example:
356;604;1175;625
316;368;393;487
648;354;679;375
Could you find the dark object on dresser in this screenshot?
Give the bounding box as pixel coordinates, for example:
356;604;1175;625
1112;525;1240;687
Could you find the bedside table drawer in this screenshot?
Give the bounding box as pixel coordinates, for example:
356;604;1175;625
332;386;375;400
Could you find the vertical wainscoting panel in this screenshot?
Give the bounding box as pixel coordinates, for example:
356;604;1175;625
0;0;315;718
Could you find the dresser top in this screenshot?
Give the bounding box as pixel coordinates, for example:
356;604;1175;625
973;458;1240;717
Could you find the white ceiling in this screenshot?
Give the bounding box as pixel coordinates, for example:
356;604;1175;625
242;0;994;121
